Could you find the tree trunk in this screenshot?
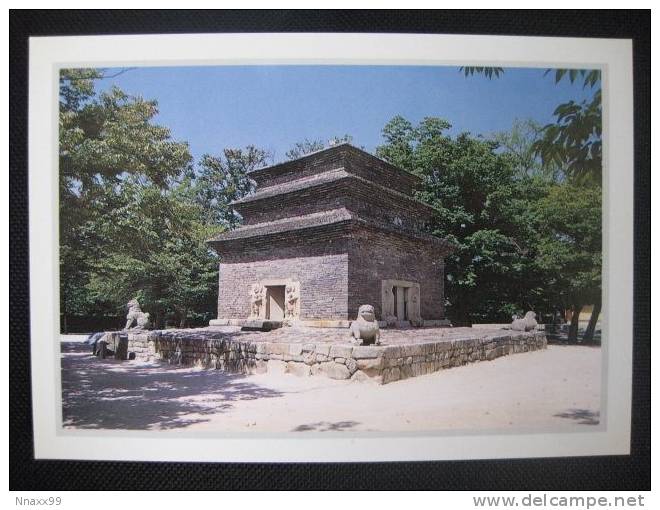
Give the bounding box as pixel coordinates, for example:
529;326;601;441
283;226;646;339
62;313;68;334
154;313;162;330
179;310;187;329
568;304;583;343
583;299;601;344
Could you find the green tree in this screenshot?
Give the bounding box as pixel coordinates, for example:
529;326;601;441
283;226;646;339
83;176;220;328
377;116;548;325
195;146;271;227
285;134;353;160
463;67;603;337
533;70;602;186
462;67;602;185
492;118;562;181
59;68;193;329
533;185;602;343
58;69;276;331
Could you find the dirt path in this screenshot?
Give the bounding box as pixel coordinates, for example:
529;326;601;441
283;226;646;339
61;339;601;433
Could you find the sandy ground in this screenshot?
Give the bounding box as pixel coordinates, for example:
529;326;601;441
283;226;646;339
61;337;601;433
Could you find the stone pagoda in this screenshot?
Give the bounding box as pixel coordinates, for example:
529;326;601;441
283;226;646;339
208;143;454;328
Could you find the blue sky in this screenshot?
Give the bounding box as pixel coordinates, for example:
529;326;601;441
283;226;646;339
96;65;594;164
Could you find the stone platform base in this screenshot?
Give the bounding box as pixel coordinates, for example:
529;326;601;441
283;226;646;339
210;318;452;329
117;326;547;385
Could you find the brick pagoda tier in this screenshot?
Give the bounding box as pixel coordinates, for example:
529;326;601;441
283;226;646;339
208;143;455;328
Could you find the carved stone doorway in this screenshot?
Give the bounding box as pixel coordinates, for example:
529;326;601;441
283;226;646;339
393;286;408;321
381;279;422;326
265;285;286;320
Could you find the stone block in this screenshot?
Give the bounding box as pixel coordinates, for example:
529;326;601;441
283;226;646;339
352;346;384;359
241;320;283;332
356;357;383;372
382;366;401;384
315;345;330;357
267;359;287;374
383;346;402;359
329;345;353;359
267;343;287;356
289;344;303;356
310;363;324;376
324;362;351;380
402;344;424;357
384;357;404;368
286;361;311;377
350;370;374;382
435;341;452;352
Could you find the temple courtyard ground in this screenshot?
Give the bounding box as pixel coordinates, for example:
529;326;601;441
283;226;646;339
60;335;601;432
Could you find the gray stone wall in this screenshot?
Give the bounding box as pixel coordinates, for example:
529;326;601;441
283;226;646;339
215;226;446;322
217;243;349;320
126;330;547;385
348;228;446;321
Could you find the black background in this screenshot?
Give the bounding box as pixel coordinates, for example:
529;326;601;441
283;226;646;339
9;10;650;490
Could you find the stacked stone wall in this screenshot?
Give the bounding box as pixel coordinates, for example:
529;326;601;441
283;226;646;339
124;330;547;385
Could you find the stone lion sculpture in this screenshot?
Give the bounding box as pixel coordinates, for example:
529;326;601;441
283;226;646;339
124;298;150;330
349;304;381;345
510;311;538;332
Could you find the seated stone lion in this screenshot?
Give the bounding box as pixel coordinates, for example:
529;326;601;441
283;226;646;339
349;304;381;345
510;311;538;332
125;298;150;330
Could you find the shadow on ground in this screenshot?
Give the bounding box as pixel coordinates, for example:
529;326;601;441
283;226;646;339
292;420;361;432
553;408;600;425
61;342;283;430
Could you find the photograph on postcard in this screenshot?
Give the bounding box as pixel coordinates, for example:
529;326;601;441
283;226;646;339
57;63;604;433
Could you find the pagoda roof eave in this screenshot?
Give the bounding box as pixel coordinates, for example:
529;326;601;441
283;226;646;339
233;169;441;215
207;208;455;255
246;142;422;185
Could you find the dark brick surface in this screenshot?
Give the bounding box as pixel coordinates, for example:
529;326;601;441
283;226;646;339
214;146;451;321
348;228;446;321
235;174;433;231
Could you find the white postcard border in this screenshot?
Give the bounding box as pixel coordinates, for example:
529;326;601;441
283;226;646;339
28;33;633;462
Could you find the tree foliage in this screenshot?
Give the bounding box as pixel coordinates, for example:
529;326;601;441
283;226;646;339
377;116;550;324
195;146;271;227
492;118;562;181
59;68;227;329
285;134;353;160
533;185;602;308
460;66;504;79
376;115;601;331
81;177;220;327
460;67;603;339
462;67;602;186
